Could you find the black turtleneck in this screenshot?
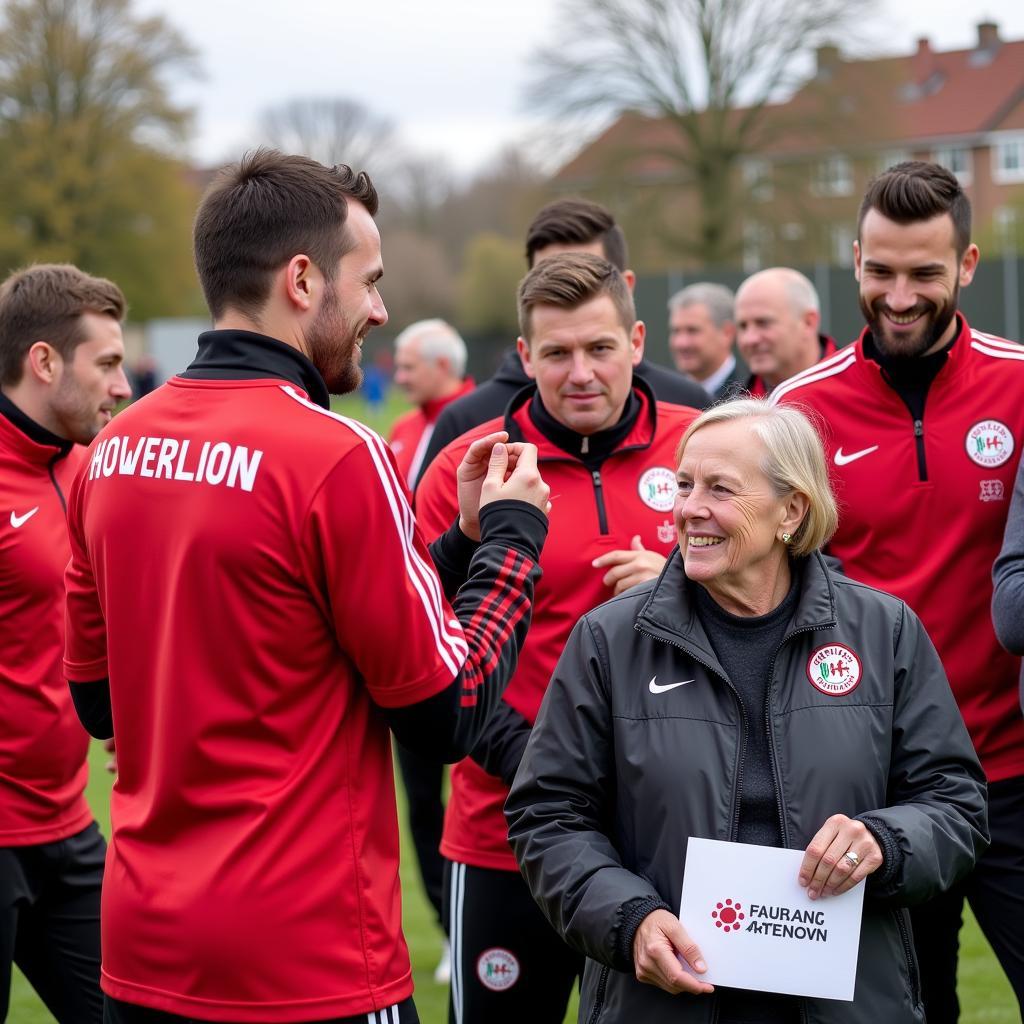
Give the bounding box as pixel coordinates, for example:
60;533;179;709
863;320;958;422
182;330;332;410
528;389;642;470
0;390;74;455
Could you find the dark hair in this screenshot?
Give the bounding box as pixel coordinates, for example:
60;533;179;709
0;264;126;387
193;148;379;320
518;252;636;340
525;198;627;270
858;161;971;257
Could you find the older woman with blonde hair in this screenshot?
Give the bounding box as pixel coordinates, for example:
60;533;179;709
506;399;987;1024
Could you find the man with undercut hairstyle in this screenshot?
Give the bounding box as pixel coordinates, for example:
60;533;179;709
63;150;550;1024
736;267;837;396
417;197;708;481
418;253;699;1024
0;263;131;1023
775;160;1024;1023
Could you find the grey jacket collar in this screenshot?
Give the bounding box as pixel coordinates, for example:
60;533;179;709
635;548;838;678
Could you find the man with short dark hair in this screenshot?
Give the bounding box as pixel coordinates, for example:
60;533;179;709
775;160;1024;1023
418;198;708;480
0;262;131;1023
63;150;551;1024
736;267;837;396
667;282;744;399
418;253;699;1024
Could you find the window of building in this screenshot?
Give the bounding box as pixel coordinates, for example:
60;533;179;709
811;155;853;197
742;158;773;201
932;146;972;185
877;149;911;174
742;222;772;274
993;135;1024;184
829;224;856;268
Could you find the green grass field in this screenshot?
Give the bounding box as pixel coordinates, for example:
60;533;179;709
11;392;1018;1022
10;743;1018;1023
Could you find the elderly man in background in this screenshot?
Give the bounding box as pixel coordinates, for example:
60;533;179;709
736;268;837;396
389;318;475;982
389;318;474;488
667;282;744;400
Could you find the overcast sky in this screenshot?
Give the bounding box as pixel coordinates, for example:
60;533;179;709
141;1;1024;177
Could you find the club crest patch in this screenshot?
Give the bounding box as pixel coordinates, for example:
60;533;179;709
806;644;862;696
639;466;677;512
477;947;520;991
965;420;1013;468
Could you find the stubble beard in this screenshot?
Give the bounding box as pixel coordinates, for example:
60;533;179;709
861;288;958;360
307;288;363;395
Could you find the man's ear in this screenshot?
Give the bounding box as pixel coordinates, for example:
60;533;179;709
959;243;980;287
516;336;537;380
282;254;318;313
630;320;646;366
26;341;62;385
623;269;637;293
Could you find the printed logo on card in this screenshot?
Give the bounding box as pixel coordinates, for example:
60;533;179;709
477;948;520;991
638;466;677;512
711;899;745;933
806;644;862;696
965;420;1013;468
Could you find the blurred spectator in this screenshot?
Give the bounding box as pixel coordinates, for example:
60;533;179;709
736;268;836;396
667;282;744;400
389;319;474;487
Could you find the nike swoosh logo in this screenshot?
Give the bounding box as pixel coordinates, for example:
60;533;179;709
834;445;879;466
649;676;695;694
10;507;39;528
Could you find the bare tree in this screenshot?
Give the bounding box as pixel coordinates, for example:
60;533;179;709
258;97;399;176
528;0;871;262
0;0;202;318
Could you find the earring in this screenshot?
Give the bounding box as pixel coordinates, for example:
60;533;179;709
782;532;792;543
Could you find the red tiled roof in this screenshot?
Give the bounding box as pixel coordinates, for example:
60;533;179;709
556;30;1024;184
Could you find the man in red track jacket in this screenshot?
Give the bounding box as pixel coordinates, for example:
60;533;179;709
774;161;1024;1024
0;263;131;1022
63;151;550;1024
417;254;700;1024
390;319;474;487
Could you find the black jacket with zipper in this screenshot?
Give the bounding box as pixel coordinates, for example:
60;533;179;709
506;550;988;1024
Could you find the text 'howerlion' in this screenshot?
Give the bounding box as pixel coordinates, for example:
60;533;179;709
88;436;264;492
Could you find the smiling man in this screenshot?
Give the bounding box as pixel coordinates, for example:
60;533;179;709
774;161;1024;1023
736;268;837;396
417;253;699;1024
0;263;130;1023
62;150;551;1024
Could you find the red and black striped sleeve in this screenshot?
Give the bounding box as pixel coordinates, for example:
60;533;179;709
386;499;546;761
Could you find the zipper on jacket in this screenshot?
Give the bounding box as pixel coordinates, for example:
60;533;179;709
591;469;609;534
763;622;821;849
48;452;68;513
912;418;927;482
765;622;823;1024
893;908;922;1006
585;964;610;1024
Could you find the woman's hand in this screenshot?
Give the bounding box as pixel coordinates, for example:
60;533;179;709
632;909;715;996
799;814;884;899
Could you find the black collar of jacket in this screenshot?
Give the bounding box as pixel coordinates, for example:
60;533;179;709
501;373;657;456
182;330;332;410
862;314;959;388
0;390;74;457
635;548;838;677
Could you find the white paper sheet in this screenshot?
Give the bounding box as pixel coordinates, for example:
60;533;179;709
678;837;865;1001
